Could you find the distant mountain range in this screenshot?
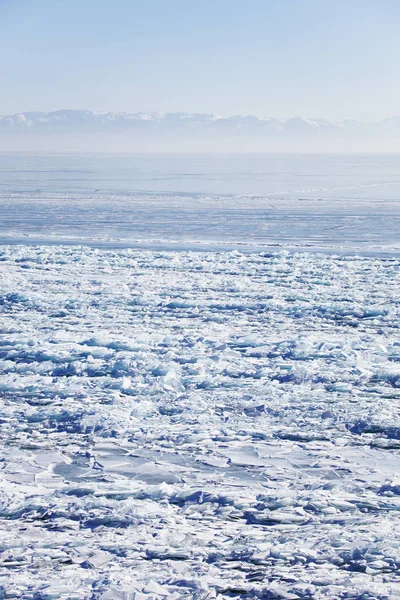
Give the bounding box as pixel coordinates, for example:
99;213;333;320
1;110;400;151
2;109;400;134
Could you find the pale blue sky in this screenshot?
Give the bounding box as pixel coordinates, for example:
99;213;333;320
1;0;399;120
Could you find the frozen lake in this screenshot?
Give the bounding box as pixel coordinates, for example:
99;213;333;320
1;153;400;251
1;245;400;598
1;154;400;598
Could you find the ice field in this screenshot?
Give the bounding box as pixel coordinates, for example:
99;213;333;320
1;153;400;252
1;155;400;598
1;245;400;599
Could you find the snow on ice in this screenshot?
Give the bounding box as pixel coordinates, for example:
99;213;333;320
0;245;400;598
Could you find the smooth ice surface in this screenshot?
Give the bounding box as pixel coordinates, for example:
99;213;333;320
1;245;400;598
1;153;400;251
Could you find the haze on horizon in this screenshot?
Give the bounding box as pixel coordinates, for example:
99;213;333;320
3;109;400;153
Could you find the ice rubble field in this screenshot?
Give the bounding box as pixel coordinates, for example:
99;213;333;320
1;244;400;600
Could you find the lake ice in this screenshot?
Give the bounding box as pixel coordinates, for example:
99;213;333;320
1;153;400;251
0;155;400;599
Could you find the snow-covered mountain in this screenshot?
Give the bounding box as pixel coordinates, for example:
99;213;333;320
1;109;400;133
1;110;400;151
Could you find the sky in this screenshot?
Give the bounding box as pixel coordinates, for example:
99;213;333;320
1;0;400;121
